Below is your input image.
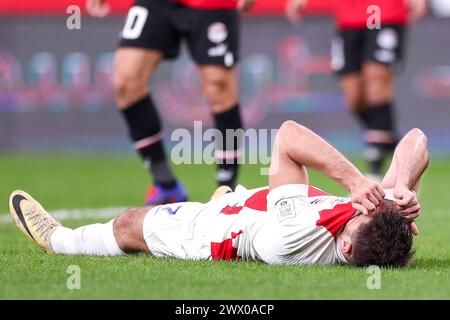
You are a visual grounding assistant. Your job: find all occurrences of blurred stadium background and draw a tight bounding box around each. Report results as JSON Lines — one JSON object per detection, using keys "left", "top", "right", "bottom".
{"left": 1, "top": 0, "right": 449, "bottom": 156}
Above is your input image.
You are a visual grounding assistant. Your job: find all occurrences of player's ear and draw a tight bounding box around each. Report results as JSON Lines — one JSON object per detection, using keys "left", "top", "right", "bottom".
{"left": 341, "top": 238, "right": 352, "bottom": 255}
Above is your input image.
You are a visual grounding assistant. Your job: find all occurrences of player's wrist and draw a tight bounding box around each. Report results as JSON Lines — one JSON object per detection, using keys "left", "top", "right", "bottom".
{"left": 343, "top": 172, "right": 365, "bottom": 193}
{"left": 394, "top": 177, "right": 414, "bottom": 191}
{"left": 394, "top": 182, "right": 416, "bottom": 195}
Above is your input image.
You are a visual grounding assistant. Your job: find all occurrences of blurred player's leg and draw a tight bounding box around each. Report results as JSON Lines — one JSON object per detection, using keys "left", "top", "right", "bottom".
{"left": 113, "top": 48, "right": 186, "bottom": 204}
{"left": 362, "top": 61, "right": 397, "bottom": 178}
{"left": 340, "top": 73, "right": 368, "bottom": 126}
{"left": 360, "top": 24, "right": 405, "bottom": 178}
{"left": 114, "top": 0, "right": 188, "bottom": 205}
{"left": 334, "top": 23, "right": 404, "bottom": 179}
{"left": 334, "top": 29, "right": 377, "bottom": 174}
{"left": 340, "top": 67, "right": 396, "bottom": 179}
{"left": 199, "top": 66, "right": 242, "bottom": 188}
{"left": 341, "top": 65, "right": 397, "bottom": 180}
{"left": 183, "top": 6, "right": 242, "bottom": 188}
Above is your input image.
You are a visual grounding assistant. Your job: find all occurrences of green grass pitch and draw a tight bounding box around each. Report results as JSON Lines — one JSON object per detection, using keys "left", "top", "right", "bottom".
{"left": 0, "top": 154, "right": 449, "bottom": 299}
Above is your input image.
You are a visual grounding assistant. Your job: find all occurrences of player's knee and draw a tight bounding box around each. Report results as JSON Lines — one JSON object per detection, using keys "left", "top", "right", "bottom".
{"left": 203, "top": 79, "right": 225, "bottom": 106}
{"left": 364, "top": 82, "right": 392, "bottom": 105}
{"left": 203, "top": 76, "right": 236, "bottom": 113}
{"left": 113, "top": 212, "right": 132, "bottom": 247}
{"left": 113, "top": 209, "right": 143, "bottom": 252}
{"left": 112, "top": 73, "right": 148, "bottom": 108}
{"left": 362, "top": 64, "right": 393, "bottom": 104}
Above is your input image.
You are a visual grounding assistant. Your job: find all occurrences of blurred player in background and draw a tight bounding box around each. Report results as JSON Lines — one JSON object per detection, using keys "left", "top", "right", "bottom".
{"left": 286, "top": 0, "right": 428, "bottom": 180}
{"left": 86, "top": 0, "right": 256, "bottom": 204}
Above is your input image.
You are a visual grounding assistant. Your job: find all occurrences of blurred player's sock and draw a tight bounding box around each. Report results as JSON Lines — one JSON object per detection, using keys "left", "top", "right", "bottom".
{"left": 121, "top": 94, "right": 178, "bottom": 189}
{"left": 363, "top": 102, "right": 397, "bottom": 176}
{"left": 50, "top": 220, "right": 124, "bottom": 256}
{"left": 353, "top": 109, "right": 370, "bottom": 128}
{"left": 213, "top": 104, "right": 243, "bottom": 188}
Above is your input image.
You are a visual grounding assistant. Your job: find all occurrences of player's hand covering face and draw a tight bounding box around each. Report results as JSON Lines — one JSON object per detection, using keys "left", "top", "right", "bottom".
{"left": 349, "top": 177, "right": 385, "bottom": 215}
{"left": 393, "top": 185, "right": 421, "bottom": 235}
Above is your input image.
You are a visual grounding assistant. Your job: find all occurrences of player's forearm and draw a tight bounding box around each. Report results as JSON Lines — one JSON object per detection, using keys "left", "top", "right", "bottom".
{"left": 278, "top": 121, "right": 364, "bottom": 192}
{"left": 393, "top": 128, "right": 429, "bottom": 189}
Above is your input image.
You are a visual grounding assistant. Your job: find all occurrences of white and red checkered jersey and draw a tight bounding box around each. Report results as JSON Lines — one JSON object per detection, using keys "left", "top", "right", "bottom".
{"left": 189, "top": 184, "right": 357, "bottom": 265}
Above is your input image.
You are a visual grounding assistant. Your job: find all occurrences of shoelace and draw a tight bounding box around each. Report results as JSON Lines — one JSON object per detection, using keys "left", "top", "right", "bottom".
{"left": 25, "top": 204, "right": 59, "bottom": 240}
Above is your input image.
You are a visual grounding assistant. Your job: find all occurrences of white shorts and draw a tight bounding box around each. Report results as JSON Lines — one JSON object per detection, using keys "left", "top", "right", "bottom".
{"left": 142, "top": 202, "right": 211, "bottom": 260}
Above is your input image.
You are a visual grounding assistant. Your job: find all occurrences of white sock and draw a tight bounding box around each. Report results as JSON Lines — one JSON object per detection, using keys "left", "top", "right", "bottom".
{"left": 50, "top": 219, "right": 124, "bottom": 256}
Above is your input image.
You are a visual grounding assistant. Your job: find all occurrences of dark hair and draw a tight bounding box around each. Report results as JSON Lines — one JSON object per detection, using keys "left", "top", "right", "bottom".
{"left": 351, "top": 200, "right": 414, "bottom": 268}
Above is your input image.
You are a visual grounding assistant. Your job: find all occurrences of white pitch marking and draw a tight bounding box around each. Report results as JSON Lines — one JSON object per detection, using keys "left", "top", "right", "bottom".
{"left": 0, "top": 207, "right": 127, "bottom": 224}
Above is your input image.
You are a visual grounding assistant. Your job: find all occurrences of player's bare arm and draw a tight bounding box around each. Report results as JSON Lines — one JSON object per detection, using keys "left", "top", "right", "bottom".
{"left": 382, "top": 128, "right": 429, "bottom": 234}
{"left": 86, "top": 0, "right": 111, "bottom": 17}
{"left": 269, "top": 120, "right": 385, "bottom": 214}
{"left": 407, "top": 0, "right": 428, "bottom": 23}
{"left": 285, "top": 0, "right": 308, "bottom": 24}
{"left": 238, "top": 0, "right": 257, "bottom": 12}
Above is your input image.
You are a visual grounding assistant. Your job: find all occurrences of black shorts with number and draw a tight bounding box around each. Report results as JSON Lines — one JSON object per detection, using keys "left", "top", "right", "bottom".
{"left": 331, "top": 24, "right": 406, "bottom": 76}
{"left": 118, "top": 0, "right": 239, "bottom": 68}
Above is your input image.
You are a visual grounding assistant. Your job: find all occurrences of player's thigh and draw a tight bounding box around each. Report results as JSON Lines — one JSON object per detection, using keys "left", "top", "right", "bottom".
{"left": 361, "top": 61, "right": 394, "bottom": 104}
{"left": 113, "top": 1, "right": 181, "bottom": 105}
{"left": 113, "top": 48, "right": 162, "bottom": 85}
{"left": 198, "top": 65, "right": 237, "bottom": 88}
{"left": 112, "top": 48, "right": 162, "bottom": 107}
{"left": 362, "top": 24, "right": 405, "bottom": 102}
{"left": 142, "top": 202, "right": 208, "bottom": 259}
{"left": 185, "top": 8, "right": 239, "bottom": 69}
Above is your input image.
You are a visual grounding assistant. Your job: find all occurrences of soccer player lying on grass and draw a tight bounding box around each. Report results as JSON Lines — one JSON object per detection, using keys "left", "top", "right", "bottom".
{"left": 9, "top": 121, "right": 429, "bottom": 267}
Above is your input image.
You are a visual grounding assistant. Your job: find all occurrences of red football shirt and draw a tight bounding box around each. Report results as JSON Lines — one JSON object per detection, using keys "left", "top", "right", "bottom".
{"left": 176, "top": 0, "right": 238, "bottom": 10}
{"left": 336, "top": 0, "right": 408, "bottom": 30}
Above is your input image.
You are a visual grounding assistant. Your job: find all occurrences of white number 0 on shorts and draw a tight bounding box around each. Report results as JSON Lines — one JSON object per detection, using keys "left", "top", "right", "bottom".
{"left": 121, "top": 6, "right": 149, "bottom": 40}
